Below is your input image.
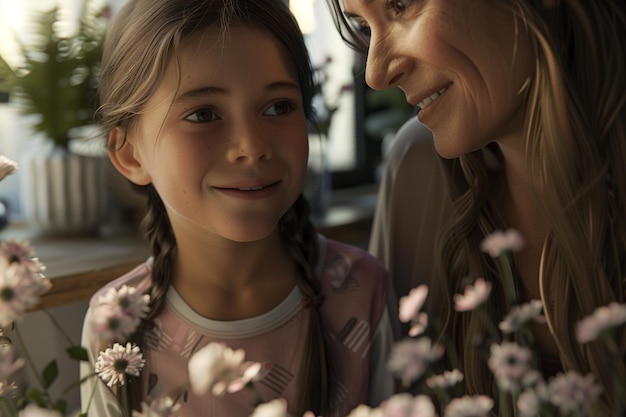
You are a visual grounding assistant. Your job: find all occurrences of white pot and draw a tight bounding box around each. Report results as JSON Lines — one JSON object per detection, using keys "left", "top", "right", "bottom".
{"left": 21, "top": 147, "right": 110, "bottom": 235}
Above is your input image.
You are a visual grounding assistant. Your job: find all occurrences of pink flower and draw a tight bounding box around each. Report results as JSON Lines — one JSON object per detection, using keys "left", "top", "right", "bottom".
{"left": 91, "top": 285, "right": 150, "bottom": 342}
{"left": 444, "top": 395, "right": 494, "bottom": 417}
{"left": 499, "top": 299, "right": 545, "bottom": 334}
{"left": 95, "top": 342, "right": 145, "bottom": 387}
{"left": 480, "top": 229, "right": 525, "bottom": 258}
{"left": 0, "top": 259, "right": 52, "bottom": 326}
{"left": 188, "top": 342, "right": 262, "bottom": 397}
{"left": 0, "top": 240, "right": 44, "bottom": 274}
{"left": 399, "top": 285, "right": 428, "bottom": 323}
{"left": 387, "top": 337, "right": 444, "bottom": 387}
{"left": 576, "top": 302, "right": 626, "bottom": 344}
{"left": 0, "top": 155, "right": 18, "bottom": 182}
{"left": 487, "top": 342, "right": 534, "bottom": 393}
{"left": 132, "top": 396, "right": 181, "bottom": 417}
{"left": 453, "top": 277, "right": 492, "bottom": 312}
{"left": 546, "top": 371, "right": 603, "bottom": 415}
{"left": 380, "top": 393, "right": 436, "bottom": 417}
{"left": 426, "top": 369, "right": 464, "bottom": 390}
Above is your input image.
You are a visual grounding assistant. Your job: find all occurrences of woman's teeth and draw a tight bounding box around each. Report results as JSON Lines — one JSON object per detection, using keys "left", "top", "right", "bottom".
{"left": 417, "top": 86, "right": 448, "bottom": 112}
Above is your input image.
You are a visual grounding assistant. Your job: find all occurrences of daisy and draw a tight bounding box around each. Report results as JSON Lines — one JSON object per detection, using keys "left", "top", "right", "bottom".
{"left": 444, "top": 395, "right": 494, "bottom": 417}
{"left": 454, "top": 277, "right": 492, "bottom": 312}
{"left": 188, "top": 342, "right": 262, "bottom": 397}
{"left": 480, "top": 229, "right": 525, "bottom": 258}
{"left": 499, "top": 299, "right": 545, "bottom": 334}
{"left": 576, "top": 302, "right": 626, "bottom": 344}
{"left": 95, "top": 342, "right": 145, "bottom": 387}
{"left": 132, "top": 396, "right": 181, "bottom": 417}
{"left": 546, "top": 371, "right": 603, "bottom": 415}
{"left": 91, "top": 285, "right": 150, "bottom": 342}
{"left": 0, "top": 261, "right": 52, "bottom": 326}
{"left": 387, "top": 337, "right": 444, "bottom": 387}
{"left": 487, "top": 342, "right": 534, "bottom": 393}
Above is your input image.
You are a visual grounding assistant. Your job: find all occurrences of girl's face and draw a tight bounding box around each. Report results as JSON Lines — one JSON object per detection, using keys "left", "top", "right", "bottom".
{"left": 342, "top": 0, "right": 535, "bottom": 158}
{"left": 124, "top": 26, "right": 309, "bottom": 242}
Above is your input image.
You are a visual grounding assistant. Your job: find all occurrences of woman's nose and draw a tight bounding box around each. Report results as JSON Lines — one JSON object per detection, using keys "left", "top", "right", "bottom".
{"left": 227, "top": 120, "right": 273, "bottom": 163}
{"left": 365, "top": 32, "right": 406, "bottom": 90}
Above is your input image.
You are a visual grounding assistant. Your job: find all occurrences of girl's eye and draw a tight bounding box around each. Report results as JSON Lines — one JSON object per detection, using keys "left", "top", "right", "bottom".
{"left": 184, "top": 108, "right": 219, "bottom": 123}
{"left": 264, "top": 100, "right": 296, "bottom": 116}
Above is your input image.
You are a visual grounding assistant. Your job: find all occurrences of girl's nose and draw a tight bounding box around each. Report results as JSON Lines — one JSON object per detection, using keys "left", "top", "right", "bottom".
{"left": 227, "top": 120, "right": 273, "bottom": 163}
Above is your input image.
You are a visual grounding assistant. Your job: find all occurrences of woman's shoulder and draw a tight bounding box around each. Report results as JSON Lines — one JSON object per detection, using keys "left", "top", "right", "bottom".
{"left": 88, "top": 257, "right": 153, "bottom": 306}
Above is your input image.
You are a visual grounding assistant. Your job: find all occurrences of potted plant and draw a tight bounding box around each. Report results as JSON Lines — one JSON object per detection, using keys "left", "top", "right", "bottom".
{"left": 2, "top": 2, "right": 110, "bottom": 235}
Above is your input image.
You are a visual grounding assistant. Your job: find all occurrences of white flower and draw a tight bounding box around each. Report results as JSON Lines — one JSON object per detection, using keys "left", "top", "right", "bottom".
{"left": 0, "top": 259, "right": 52, "bottom": 327}
{"left": 0, "top": 240, "right": 45, "bottom": 274}
{"left": 487, "top": 342, "right": 534, "bottom": 393}
{"left": 576, "top": 302, "right": 626, "bottom": 344}
{"left": 188, "top": 342, "right": 261, "bottom": 397}
{"left": 399, "top": 285, "right": 429, "bottom": 323}
{"left": 0, "top": 379, "right": 19, "bottom": 398}
{"left": 132, "top": 396, "right": 181, "bottom": 417}
{"left": 249, "top": 398, "right": 288, "bottom": 417}
{"left": 387, "top": 337, "right": 444, "bottom": 387}
{"left": 480, "top": 229, "right": 525, "bottom": 258}
{"left": 95, "top": 342, "right": 145, "bottom": 387}
{"left": 426, "top": 369, "right": 464, "bottom": 390}
{"left": 499, "top": 300, "right": 545, "bottom": 334}
{"left": 345, "top": 404, "right": 383, "bottom": 417}
{"left": 91, "top": 285, "right": 150, "bottom": 342}
{"left": 381, "top": 393, "right": 436, "bottom": 417}
{"left": 453, "top": 277, "right": 492, "bottom": 312}
{"left": 546, "top": 371, "right": 603, "bottom": 415}
{"left": 517, "top": 387, "right": 543, "bottom": 417}
{"left": 0, "top": 344, "right": 25, "bottom": 380}
{"left": 444, "top": 395, "right": 493, "bottom": 417}
{"left": 0, "top": 155, "right": 18, "bottom": 182}
{"left": 18, "top": 404, "right": 62, "bottom": 417}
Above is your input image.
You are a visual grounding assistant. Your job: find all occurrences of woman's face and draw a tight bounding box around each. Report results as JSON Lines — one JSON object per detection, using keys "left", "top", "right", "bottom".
{"left": 342, "top": 0, "right": 535, "bottom": 158}
{"left": 122, "top": 26, "right": 309, "bottom": 243}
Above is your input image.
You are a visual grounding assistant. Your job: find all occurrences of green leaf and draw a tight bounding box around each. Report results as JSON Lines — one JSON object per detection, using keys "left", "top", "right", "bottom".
{"left": 42, "top": 359, "right": 59, "bottom": 389}
{"left": 25, "top": 387, "right": 49, "bottom": 408}
{"left": 67, "top": 345, "right": 90, "bottom": 362}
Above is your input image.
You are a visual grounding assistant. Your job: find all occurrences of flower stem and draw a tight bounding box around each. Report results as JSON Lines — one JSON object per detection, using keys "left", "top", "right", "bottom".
{"left": 13, "top": 324, "right": 47, "bottom": 389}
{"left": 498, "top": 251, "right": 518, "bottom": 306}
{"left": 42, "top": 308, "right": 74, "bottom": 347}
{"left": 0, "top": 397, "right": 18, "bottom": 417}
{"left": 121, "top": 379, "right": 131, "bottom": 417}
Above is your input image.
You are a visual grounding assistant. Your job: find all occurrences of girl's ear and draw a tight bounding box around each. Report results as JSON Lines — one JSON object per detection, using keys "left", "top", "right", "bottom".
{"left": 108, "top": 126, "right": 152, "bottom": 186}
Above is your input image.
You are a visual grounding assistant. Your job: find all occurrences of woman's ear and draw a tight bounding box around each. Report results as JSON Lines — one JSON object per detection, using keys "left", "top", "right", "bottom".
{"left": 108, "top": 126, "right": 152, "bottom": 186}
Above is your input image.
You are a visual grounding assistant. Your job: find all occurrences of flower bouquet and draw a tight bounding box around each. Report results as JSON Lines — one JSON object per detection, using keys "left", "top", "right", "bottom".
{"left": 2, "top": 152, "right": 625, "bottom": 417}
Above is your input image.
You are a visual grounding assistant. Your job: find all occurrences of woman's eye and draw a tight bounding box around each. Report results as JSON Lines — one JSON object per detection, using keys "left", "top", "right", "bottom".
{"left": 386, "top": 0, "right": 410, "bottom": 15}
{"left": 184, "top": 108, "right": 218, "bottom": 123}
{"left": 264, "top": 100, "right": 296, "bottom": 116}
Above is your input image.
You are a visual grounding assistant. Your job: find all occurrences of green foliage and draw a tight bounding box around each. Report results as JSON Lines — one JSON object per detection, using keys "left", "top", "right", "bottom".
{"left": 2, "top": 2, "right": 108, "bottom": 150}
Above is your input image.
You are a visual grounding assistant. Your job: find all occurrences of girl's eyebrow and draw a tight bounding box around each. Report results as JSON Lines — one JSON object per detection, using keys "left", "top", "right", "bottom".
{"left": 173, "top": 81, "right": 300, "bottom": 103}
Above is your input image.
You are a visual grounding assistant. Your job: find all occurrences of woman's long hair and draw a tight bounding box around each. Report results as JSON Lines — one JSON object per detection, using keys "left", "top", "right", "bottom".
{"left": 96, "top": 0, "right": 332, "bottom": 415}
{"left": 327, "top": 0, "right": 626, "bottom": 414}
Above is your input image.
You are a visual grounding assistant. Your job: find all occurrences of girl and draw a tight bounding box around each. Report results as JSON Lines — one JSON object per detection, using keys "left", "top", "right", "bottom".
{"left": 327, "top": 0, "right": 626, "bottom": 414}
{"left": 80, "top": 0, "right": 395, "bottom": 416}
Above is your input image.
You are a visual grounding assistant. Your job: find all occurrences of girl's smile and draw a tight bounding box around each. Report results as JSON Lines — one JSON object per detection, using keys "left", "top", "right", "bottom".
{"left": 119, "top": 26, "right": 309, "bottom": 243}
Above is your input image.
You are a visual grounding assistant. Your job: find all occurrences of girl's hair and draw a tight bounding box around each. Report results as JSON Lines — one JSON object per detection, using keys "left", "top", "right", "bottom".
{"left": 329, "top": 0, "right": 626, "bottom": 414}
{"left": 96, "top": 0, "right": 331, "bottom": 414}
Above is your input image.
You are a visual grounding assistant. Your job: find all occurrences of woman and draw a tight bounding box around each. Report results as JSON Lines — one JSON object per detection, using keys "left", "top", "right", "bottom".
{"left": 327, "top": 0, "right": 626, "bottom": 414}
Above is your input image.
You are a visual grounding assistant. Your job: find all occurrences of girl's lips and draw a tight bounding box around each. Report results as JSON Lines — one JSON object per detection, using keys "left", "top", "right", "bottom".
{"left": 214, "top": 181, "right": 281, "bottom": 200}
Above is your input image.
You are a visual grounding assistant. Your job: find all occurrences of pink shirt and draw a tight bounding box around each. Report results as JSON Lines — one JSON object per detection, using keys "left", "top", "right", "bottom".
{"left": 81, "top": 236, "right": 395, "bottom": 417}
